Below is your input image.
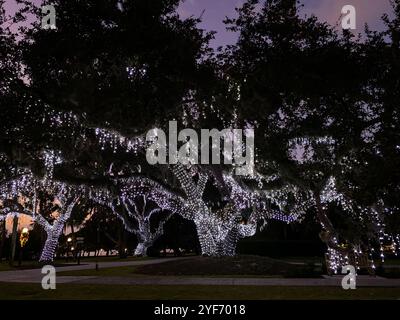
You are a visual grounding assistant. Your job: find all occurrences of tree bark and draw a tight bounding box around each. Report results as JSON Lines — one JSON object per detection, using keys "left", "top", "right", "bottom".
{"left": 314, "top": 191, "right": 355, "bottom": 274}
{"left": 9, "top": 216, "right": 18, "bottom": 266}
{"left": 314, "top": 191, "right": 349, "bottom": 254}
{"left": 118, "top": 221, "right": 127, "bottom": 258}
{"left": 70, "top": 220, "right": 76, "bottom": 258}
{"left": 0, "top": 219, "right": 6, "bottom": 263}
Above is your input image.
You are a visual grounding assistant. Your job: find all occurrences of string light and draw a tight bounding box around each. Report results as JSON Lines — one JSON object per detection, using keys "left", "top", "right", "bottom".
{"left": 1, "top": 94, "right": 398, "bottom": 265}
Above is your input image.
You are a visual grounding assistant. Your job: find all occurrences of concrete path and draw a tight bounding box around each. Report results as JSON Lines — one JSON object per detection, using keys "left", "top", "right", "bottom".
{"left": 1, "top": 258, "right": 400, "bottom": 287}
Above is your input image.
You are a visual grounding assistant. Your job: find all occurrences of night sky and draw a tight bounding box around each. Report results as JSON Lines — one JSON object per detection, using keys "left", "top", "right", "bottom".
{"left": 4, "top": 0, "right": 394, "bottom": 48}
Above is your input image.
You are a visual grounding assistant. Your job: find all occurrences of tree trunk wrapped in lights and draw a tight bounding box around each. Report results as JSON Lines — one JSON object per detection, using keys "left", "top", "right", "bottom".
{"left": 314, "top": 177, "right": 378, "bottom": 275}
{"left": 0, "top": 173, "right": 82, "bottom": 263}
{"left": 134, "top": 241, "right": 149, "bottom": 256}
{"left": 172, "top": 164, "right": 258, "bottom": 256}
{"left": 121, "top": 195, "right": 173, "bottom": 256}
{"left": 90, "top": 178, "right": 180, "bottom": 256}
{"left": 172, "top": 164, "right": 308, "bottom": 256}
{"left": 36, "top": 198, "right": 78, "bottom": 263}
{"left": 89, "top": 123, "right": 307, "bottom": 257}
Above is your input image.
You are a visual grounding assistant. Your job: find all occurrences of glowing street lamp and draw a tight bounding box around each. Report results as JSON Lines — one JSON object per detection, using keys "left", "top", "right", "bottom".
{"left": 66, "top": 237, "right": 74, "bottom": 262}
{"left": 18, "top": 228, "right": 30, "bottom": 266}
{"left": 19, "top": 228, "right": 29, "bottom": 248}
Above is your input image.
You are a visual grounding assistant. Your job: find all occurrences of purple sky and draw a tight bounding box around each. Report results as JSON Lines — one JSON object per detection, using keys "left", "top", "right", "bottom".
{"left": 178, "top": 0, "right": 392, "bottom": 47}
{"left": 4, "top": 0, "right": 394, "bottom": 47}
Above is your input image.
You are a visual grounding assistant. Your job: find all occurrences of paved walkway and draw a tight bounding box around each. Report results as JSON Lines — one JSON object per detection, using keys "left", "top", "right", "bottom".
{"left": 1, "top": 258, "right": 400, "bottom": 287}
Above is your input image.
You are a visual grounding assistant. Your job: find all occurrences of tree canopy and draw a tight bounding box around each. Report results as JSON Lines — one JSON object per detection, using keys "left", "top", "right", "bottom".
{"left": 0, "top": 0, "right": 399, "bottom": 270}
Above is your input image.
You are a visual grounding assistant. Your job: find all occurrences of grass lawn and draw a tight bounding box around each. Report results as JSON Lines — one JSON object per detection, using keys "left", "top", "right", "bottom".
{"left": 132, "top": 256, "right": 323, "bottom": 278}
{"left": 0, "top": 261, "right": 42, "bottom": 271}
{"left": 57, "top": 255, "right": 323, "bottom": 278}
{"left": 380, "top": 259, "right": 400, "bottom": 266}
{"left": 58, "top": 266, "right": 147, "bottom": 277}
{"left": 61, "top": 255, "right": 154, "bottom": 263}
{"left": 57, "top": 266, "right": 284, "bottom": 278}
{"left": 0, "top": 256, "right": 153, "bottom": 272}
{"left": 0, "top": 282, "right": 399, "bottom": 300}
{"left": 279, "top": 256, "right": 324, "bottom": 264}
{"left": 54, "top": 255, "right": 153, "bottom": 264}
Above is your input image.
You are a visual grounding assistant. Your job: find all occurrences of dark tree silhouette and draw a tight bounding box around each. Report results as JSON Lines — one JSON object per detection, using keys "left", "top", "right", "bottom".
{"left": 223, "top": 0, "right": 400, "bottom": 271}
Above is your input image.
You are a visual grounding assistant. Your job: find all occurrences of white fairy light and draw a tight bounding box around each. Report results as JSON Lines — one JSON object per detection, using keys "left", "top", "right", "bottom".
{"left": 0, "top": 173, "right": 83, "bottom": 262}
{"left": 95, "top": 128, "right": 147, "bottom": 154}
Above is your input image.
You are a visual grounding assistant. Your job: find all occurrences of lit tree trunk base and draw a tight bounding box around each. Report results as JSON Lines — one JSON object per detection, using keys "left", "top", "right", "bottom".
{"left": 134, "top": 242, "right": 150, "bottom": 257}
{"left": 39, "top": 231, "right": 61, "bottom": 263}
{"left": 195, "top": 220, "right": 218, "bottom": 256}
{"left": 314, "top": 192, "right": 353, "bottom": 274}
{"left": 171, "top": 164, "right": 256, "bottom": 257}
{"left": 314, "top": 194, "right": 373, "bottom": 275}
{"left": 39, "top": 220, "right": 69, "bottom": 263}
{"left": 195, "top": 221, "right": 241, "bottom": 257}
{"left": 323, "top": 239, "right": 375, "bottom": 276}
{"left": 218, "top": 227, "right": 240, "bottom": 257}
{"left": 318, "top": 221, "right": 355, "bottom": 275}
